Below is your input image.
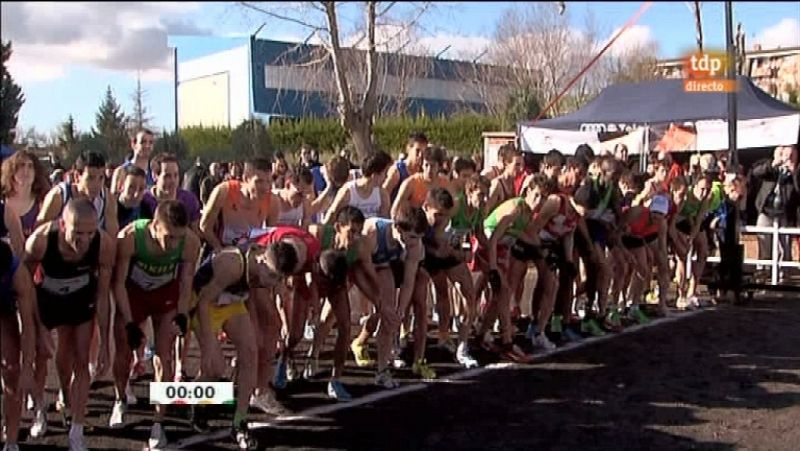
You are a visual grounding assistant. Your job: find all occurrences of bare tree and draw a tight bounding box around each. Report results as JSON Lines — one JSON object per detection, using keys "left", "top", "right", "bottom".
{"left": 603, "top": 41, "right": 661, "bottom": 85}
{"left": 238, "top": 1, "right": 432, "bottom": 159}
{"left": 128, "top": 71, "right": 152, "bottom": 132}
{"left": 487, "top": 3, "right": 600, "bottom": 117}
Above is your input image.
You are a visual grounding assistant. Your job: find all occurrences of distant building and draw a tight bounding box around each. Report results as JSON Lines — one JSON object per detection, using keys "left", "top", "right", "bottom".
{"left": 656, "top": 46, "right": 800, "bottom": 102}
{"left": 177, "top": 38, "right": 507, "bottom": 128}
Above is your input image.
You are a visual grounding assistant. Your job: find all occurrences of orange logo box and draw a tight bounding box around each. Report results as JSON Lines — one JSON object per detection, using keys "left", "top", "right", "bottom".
{"left": 682, "top": 51, "right": 737, "bottom": 92}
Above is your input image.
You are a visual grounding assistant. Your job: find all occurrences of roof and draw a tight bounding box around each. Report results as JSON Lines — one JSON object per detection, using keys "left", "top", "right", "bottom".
{"left": 519, "top": 76, "right": 799, "bottom": 130}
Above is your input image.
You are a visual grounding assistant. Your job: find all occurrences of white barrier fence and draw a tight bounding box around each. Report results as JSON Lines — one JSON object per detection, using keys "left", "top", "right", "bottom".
{"left": 694, "top": 223, "right": 800, "bottom": 287}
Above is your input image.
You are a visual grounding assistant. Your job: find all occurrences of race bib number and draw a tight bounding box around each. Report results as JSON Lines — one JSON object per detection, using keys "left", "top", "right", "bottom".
{"left": 129, "top": 264, "right": 176, "bottom": 291}
{"left": 41, "top": 273, "right": 90, "bottom": 296}
{"left": 216, "top": 291, "right": 249, "bottom": 306}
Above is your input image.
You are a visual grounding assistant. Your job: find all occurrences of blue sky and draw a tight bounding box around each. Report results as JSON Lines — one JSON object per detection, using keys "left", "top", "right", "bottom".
{"left": 2, "top": 1, "right": 798, "bottom": 138}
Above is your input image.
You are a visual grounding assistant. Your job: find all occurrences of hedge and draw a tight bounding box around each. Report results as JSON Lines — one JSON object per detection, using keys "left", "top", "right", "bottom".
{"left": 181, "top": 114, "right": 511, "bottom": 162}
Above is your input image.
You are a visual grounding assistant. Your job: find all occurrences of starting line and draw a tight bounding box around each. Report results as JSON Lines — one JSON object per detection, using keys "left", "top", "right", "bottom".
{"left": 172, "top": 306, "right": 712, "bottom": 449}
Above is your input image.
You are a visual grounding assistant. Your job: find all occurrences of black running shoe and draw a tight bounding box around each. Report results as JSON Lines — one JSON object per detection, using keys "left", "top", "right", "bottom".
{"left": 232, "top": 420, "right": 258, "bottom": 450}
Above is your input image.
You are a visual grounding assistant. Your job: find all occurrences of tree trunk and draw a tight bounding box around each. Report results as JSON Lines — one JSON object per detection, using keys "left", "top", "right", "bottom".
{"left": 348, "top": 112, "right": 373, "bottom": 161}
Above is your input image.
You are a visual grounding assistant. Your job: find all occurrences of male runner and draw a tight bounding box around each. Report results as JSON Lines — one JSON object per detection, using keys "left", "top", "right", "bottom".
{"left": 26, "top": 199, "right": 114, "bottom": 450}
{"left": 142, "top": 153, "right": 202, "bottom": 234}
{"left": 109, "top": 200, "right": 200, "bottom": 449}
{"left": 0, "top": 240, "right": 36, "bottom": 451}
{"left": 111, "top": 128, "right": 156, "bottom": 194}
{"left": 383, "top": 132, "right": 428, "bottom": 201}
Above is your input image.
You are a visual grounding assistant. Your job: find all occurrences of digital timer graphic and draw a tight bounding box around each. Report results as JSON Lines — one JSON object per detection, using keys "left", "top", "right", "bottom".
{"left": 149, "top": 382, "right": 235, "bottom": 405}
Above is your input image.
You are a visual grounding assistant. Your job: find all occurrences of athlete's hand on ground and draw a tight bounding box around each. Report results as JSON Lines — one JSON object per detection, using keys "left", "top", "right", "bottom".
{"left": 173, "top": 313, "right": 188, "bottom": 337}
{"left": 488, "top": 269, "right": 502, "bottom": 292}
{"left": 125, "top": 322, "right": 145, "bottom": 350}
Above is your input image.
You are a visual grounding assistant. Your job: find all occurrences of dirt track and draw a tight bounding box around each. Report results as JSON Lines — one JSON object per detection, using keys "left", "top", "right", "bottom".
{"left": 12, "top": 294, "right": 800, "bottom": 450}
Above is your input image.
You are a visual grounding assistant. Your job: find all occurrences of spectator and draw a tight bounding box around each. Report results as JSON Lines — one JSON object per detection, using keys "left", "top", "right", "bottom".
{"left": 751, "top": 145, "right": 799, "bottom": 278}
{"left": 200, "top": 162, "right": 224, "bottom": 206}
{"left": 182, "top": 157, "right": 208, "bottom": 201}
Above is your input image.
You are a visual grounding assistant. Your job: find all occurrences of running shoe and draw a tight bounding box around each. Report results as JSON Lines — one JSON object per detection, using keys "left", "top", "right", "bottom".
{"left": 232, "top": 420, "right": 258, "bottom": 450}
{"left": 304, "top": 321, "right": 316, "bottom": 341}
{"left": 108, "top": 400, "right": 126, "bottom": 429}
{"left": 250, "top": 392, "right": 290, "bottom": 416}
{"left": 581, "top": 318, "right": 607, "bottom": 337}
{"left": 125, "top": 383, "right": 138, "bottom": 405}
{"left": 399, "top": 332, "right": 410, "bottom": 350}
{"left": 532, "top": 333, "right": 557, "bottom": 351}
{"left": 327, "top": 380, "right": 353, "bottom": 402}
{"left": 148, "top": 422, "right": 167, "bottom": 450}
{"left": 687, "top": 296, "right": 701, "bottom": 310}
{"left": 628, "top": 306, "right": 651, "bottom": 325}
{"left": 55, "top": 390, "right": 67, "bottom": 413}
{"left": 3, "top": 444, "right": 19, "bottom": 451}
{"left": 350, "top": 341, "right": 374, "bottom": 367}
{"left": 501, "top": 344, "right": 535, "bottom": 363}
{"left": 602, "top": 311, "right": 624, "bottom": 333}
{"left": 30, "top": 408, "right": 48, "bottom": 438}
{"left": 375, "top": 369, "right": 400, "bottom": 389}
{"left": 412, "top": 359, "right": 437, "bottom": 380}
{"left": 456, "top": 342, "right": 479, "bottom": 369}
{"left": 189, "top": 405, "right": 210, "bottom": 433}
{"left": 676, "top": 297, "right": 688, "bottom": 310}
{"left": 525, "top": 323, "right": 539, "bottom": 341}
{"left": 273, "top": 359, "right": 288, "bottom": 390}
{"left": 303, "top": 356, "right": 319, "bottom": 380}
{"left": 68, "top": 427, "right": 87, "bottom": 451}
{"left": 286, "top": 359, "right": 299, "bottom": 382}
{"left": 549, "top": 314, "right": 563, "bottom": 334}
{"left": 436, "top": 338, "right": 457, "bottom": 354}
{"left": 561, "top": 327, "right": 583, "bottom": 343}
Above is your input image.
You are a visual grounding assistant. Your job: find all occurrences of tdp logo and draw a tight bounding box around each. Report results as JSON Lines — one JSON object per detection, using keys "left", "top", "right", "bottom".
{"left": 684, "top": 52, "right": 728, "bottom": 78}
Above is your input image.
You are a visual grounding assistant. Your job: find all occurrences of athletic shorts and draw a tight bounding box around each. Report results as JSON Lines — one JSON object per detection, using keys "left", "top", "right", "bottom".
{"left": 189, "top": 293, "right": 249, "bottom": 334}
{"left": 127, "top": 280, "right": 180, "bottom": 324}
{"left": 37, "top": 292, "right": 95, "bottom": 330}
{"left": 510, "top": 239, "right": 544, "bottom": 263}
{"left": 470, "top": 235, "right": 510, "bottom": 273}
{"left": 585, "top": 218, "right": 609, "bottom": 247}
{"left": 421, "top": 252, "right": 461, "bottom": 276}
{"left": 540, "top": 240, "right": 568, "bottom": 272}
{"left": 621, "top": 233, "right": 658, "bottom": 250}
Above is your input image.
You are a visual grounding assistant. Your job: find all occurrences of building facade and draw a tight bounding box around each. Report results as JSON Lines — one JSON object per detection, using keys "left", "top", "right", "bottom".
{"left": 178, "top": 38, "right": 506, "bottom": 128}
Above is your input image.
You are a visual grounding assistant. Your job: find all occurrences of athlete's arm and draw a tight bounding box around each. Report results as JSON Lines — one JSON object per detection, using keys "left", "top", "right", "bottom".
{"left": 321, "top": 184, "right": 350, "bottom": 225}
{"left": 487, "top": 206, "right": 518, "bottom": 271}
{"left": 112, "top": 226, "right": 136, "bottom": 324}
{"left": 199, "top": 182, "right": 227, "bottom": 252}
{"left": 299, "top": 197, "right": 313, "bottom": 229}
{"left": 379, "top": 187, "right": 391, "bottom": 219}
{"left": 3, "top": 203, "right": 25, "bottom": 256}
{"left": 265, "top": 192, "right": 280, "bottom": 227}
{"left": 354, "top": 238, "right": 381, "bottom": 296}
{"left": 485, "top": 178, "right": 504, "bottom": 214}
{"left": 36, "top": 185, "right": 64, "bottom": 228}
{"left": 95, "top": 230, "right": 116, "bottom": 375}
{"left": 13, "top": 262, "right": 36, "bottom": 378}
{"left": 110, "top": 166, "right": 125, "bottom": 195}
{"left": 390, "top": 177, "right": 413, "bottom": 220}
{"left": 310, "top": 181, "right": 337, "bottom": 221}
{"left": 24, "top": 222, "right": 50, "bottom": 270}
{"left": 177, "top": 231, "right": 201, "bottom": 318}
{"left": 397, "top": 239, "right": 423, "bottom": 314}
{"left": 382, "top": 166, "right": 400, "bottom": 198}
{"left": 103, "top": 190, "right": 119, "bottom": 238}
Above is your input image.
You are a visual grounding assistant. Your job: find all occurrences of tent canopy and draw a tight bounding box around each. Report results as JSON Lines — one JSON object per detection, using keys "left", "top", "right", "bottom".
{"left": 520, "top": 76, "right": 799, "bottom": 131}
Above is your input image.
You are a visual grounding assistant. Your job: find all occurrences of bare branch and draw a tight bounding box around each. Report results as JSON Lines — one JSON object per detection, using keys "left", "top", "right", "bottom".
{"left": 362, "top": 2, "right": 379, "bottom": 115}
{"left": 238, "top": 2, "right": 325, "bottom": 31}
{"left": 377, "top": 1, "right": 398, "bottom": 17}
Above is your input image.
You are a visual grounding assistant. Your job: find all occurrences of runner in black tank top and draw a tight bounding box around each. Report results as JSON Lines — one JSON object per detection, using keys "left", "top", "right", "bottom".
{"left": 25, "top": 198, "right": 114, "bottom": 449}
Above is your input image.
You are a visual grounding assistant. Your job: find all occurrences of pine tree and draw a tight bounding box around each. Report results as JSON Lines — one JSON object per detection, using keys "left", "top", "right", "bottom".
{"left": 93, "top": 85, "right": 128, "bottom": 162}
{"left": 0, "top": 41, "right": 25, "bottom": 145}
{"left": 128, "top": 71, "right": 151, "bottom": 133}
{"left": 59, "top": 114, "right": 79, "bottom": 161}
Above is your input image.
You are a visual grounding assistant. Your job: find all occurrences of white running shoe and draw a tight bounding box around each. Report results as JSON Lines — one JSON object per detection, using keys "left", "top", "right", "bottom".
{"left": 26, "top": 394, "right": 35, "bottom": 411}
{"left": 375, "top": 369, "right": 399, "bottom": 389}
{"left": 108, "top": 400, "right": 126, "bottom": 429}
{"left": 125, "top": 384, "right": 138, "bottom": 405}
{"left": 148, "top": 422, "right": 168, "bottom": 450}
{"left": 532, "top": 333, "right": 556, "bottom": 351}
{"left": 30, "top": 409, "right": 48, "bottom": 438}
{"left": 456, "top": 343, "right": 479, "bottom": 369}
{"left": 249, "top": 393, "right": 290, "bottom": 416}
{"left": 55, "top": 390, "right": 67, "bottom": 412}
{"left": 88, "top": 362, "right": 97, "bottom": 384}
{"left": 68, "top": 428, "right": 87, "bottom": 451}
